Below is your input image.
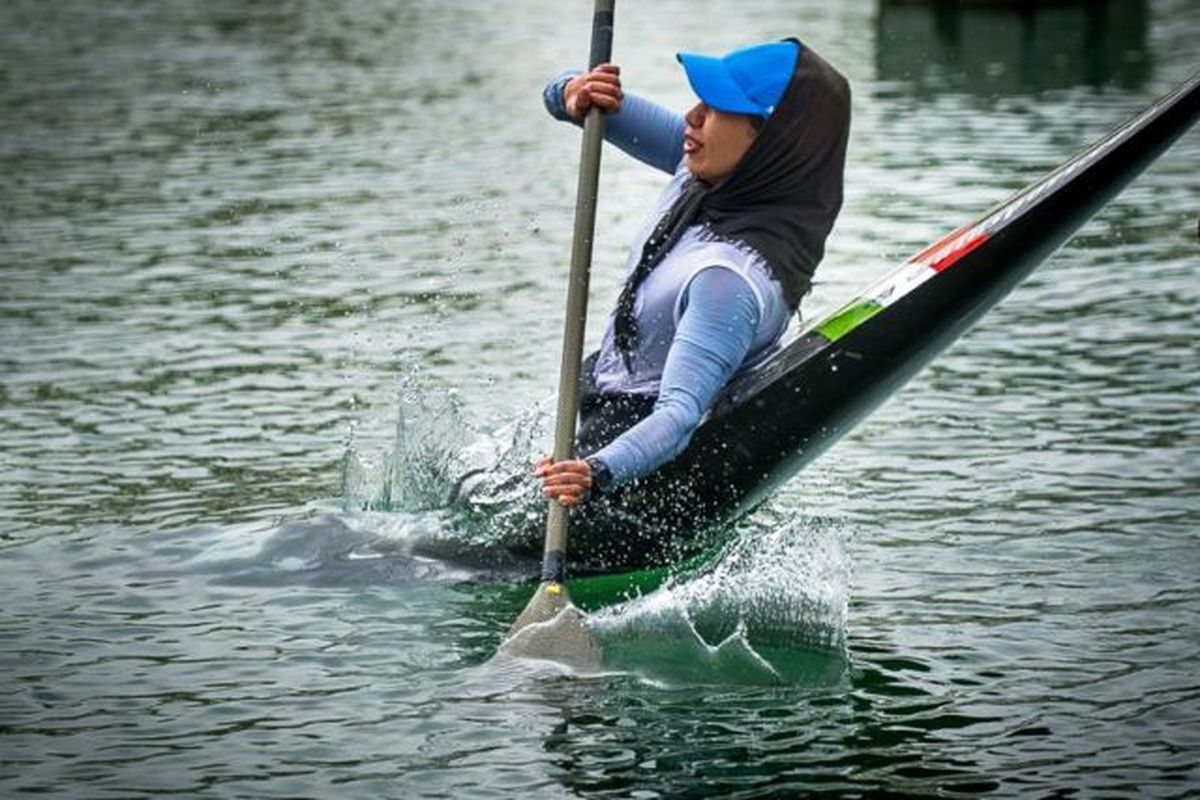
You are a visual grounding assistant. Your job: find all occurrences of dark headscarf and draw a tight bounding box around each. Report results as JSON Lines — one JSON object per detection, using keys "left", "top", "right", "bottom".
{"left": 613, "top": 41, "right": 851, "bottom": 365}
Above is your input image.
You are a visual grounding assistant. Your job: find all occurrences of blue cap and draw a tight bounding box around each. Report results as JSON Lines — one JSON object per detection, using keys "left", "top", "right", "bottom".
{"left": 676, "top": 41, "right": 800, "bottom": 118}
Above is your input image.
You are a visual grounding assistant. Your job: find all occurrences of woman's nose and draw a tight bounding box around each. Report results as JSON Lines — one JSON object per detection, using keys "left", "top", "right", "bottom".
{"left": 684, "top": 101, "right": 707, "bottom": 128}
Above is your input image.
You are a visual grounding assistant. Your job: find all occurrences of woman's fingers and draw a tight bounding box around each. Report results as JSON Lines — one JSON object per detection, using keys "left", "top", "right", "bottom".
{"left": 582, "top": 68, "right": 623, "bottom": 110}
{"left": 542, "top": 483, "right": 588, "bottom": 506}
{"left": 541, "top": 471, "right": 592, "bottom": 489}
{"left": 582, "top": 84, "right": 622, "bottom": 113}
{"left": 534, "top": 458, "right": 590, "bottom": 476}
{"left": 547, "top": 459, "right": 590, "bottom": 475}
{"left": 533, "top": 457, "right": 593, "bottom": 506}
{"left": 566, "top": 63, "right": 624, "bottom": 119}
{"left": 542, "top": 482, "right": 587, "bottom": 497}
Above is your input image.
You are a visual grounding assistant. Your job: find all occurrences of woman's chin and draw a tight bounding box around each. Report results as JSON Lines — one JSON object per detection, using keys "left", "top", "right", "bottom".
{"left": 684, "top": 155, "right": 710, "bottom": 182}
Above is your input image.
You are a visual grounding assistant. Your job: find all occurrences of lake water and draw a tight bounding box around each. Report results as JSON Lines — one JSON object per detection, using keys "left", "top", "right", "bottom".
{"left": 2, "top": 0, "right": 1198, "bottom": 796}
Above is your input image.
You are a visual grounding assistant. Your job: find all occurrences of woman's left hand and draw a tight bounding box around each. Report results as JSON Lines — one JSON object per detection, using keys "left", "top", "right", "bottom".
{"left": 533, "top": 456, "right": 593, "bottom": 507}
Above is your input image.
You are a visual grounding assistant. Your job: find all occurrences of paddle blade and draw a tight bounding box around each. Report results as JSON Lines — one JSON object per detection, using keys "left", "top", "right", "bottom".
{"left": 499, "top": 582, "right": 602, "bottom": 671}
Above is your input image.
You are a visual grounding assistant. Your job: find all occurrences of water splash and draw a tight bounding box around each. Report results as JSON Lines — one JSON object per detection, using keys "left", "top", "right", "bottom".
{"left": 442, "top": 400, "right": 555, "bottom": 547}
{"left": 340, "top": 371, "right": 554, "bottom": 564}
{"left": 342, "top": 377, "right": 853, "bottom": 687}
{"left": 587, "top": 511, "right": 852, "bottom": 686}
{"left": 341, "top": 371, "right": 474, "bottom": 513}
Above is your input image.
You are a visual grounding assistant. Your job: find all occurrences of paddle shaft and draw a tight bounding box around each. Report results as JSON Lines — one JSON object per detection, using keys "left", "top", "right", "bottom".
{"left": 542, "top": 0, "right": 615, "bottom": 583}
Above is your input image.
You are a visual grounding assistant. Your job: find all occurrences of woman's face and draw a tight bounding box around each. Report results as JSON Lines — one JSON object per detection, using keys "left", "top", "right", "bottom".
{"left": 683, "top": 101, "right": 760, "bottom": 185}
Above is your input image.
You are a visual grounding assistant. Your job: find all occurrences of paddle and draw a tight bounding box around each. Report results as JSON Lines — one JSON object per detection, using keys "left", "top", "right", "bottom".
{"left": 498, "top": 0, "right": 615, "bottom": 669}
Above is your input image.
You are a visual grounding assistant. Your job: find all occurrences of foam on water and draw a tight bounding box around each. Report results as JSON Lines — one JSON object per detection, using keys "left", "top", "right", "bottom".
{"left": 587, "top": 512, "right": 852, "bottom": 686}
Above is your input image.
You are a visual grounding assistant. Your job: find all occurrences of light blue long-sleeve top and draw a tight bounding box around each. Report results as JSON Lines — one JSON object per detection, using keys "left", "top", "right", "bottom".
{"left": 543, "top": 72, "right": 780, "bottom": 490}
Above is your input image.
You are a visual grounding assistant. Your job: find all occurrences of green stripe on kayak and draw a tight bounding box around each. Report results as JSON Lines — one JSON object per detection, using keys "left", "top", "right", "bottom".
{"left": 566, "top": 541, "right": 732, "bottom": 611}
{"left": 815, "top": 298, "right": 883, "bottom": 342}
{"left": 566, "top": 566, "right": 673, "bottom": 611}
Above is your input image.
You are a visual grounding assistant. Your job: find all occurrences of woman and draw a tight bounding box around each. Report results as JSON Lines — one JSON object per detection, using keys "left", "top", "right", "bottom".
{"left": 535, "top": 39, "right": 850, "bottom": 507}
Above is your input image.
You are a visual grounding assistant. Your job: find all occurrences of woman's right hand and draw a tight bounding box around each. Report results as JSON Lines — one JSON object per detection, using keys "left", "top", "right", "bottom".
{"left": 533, "top": 455, "right": 593, "bottom": 507}
{"left": 564, "top": 63, "right": 624, "bottom": 120}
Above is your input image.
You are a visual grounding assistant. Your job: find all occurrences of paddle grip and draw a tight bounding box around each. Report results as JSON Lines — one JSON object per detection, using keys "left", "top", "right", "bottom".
{"left": 588, "top": 3, "right": 615, "bottom": 69}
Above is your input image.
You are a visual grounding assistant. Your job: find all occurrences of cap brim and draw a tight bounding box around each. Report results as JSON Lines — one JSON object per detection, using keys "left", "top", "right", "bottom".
{"left": 676, "top": 52, "right": 762, "bottom": 116}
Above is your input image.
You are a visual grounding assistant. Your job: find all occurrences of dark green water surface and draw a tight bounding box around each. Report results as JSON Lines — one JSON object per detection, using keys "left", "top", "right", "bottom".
{"left": 2, "top": 0, "right": 1198, "bottom": 796}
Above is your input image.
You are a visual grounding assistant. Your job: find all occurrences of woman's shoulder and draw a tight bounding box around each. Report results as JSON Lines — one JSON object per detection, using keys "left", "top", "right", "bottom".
{"left": 674, "top": 228, "right": 791, "bottom": 332}
{"left": 679, "top": 228, "right": 780, "bottom": 289}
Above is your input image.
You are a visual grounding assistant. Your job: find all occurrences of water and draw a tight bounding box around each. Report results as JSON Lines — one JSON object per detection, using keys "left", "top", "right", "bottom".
{"left": 2, "top": 0, "right": 1198, "bottom": 795}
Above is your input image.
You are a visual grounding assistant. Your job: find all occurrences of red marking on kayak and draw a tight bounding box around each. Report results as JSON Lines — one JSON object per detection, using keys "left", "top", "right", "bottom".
{"left": 910, "top": 227, "right": 990, "bottom": 272}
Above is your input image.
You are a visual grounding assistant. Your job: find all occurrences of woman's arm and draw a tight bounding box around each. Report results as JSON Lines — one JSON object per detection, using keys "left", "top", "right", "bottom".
{"left": 543, "top": 66, "right": 684, "bottom": 175}
{"left": 589, "top": 266, "right": 759, "bottom": 486}
{"left": 536, "top": 267, "right": 760, "bottom": 505}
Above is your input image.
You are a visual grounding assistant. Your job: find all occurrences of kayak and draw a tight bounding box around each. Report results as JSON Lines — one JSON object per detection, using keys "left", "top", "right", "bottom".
{"left": 465, "top": 72, "right": 1199, "bottom": 577}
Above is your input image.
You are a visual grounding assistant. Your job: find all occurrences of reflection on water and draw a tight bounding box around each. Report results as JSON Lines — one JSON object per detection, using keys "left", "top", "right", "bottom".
{"left": 876, "top": 0, "right": 1151, "bottom": 95}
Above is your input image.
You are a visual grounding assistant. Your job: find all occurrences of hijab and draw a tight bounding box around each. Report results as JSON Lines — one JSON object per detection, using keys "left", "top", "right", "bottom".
{"left": 613, "top": 41, "right": 851, "bottom": 366}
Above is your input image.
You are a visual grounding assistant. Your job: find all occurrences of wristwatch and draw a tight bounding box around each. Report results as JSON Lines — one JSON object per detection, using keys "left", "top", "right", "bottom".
{"left": 584, "top": 456, "right": 613, "bottom": 495}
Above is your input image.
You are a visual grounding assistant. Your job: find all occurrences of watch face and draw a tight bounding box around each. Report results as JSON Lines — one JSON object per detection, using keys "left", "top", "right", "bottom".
{"left": 586, "top": 457, "right": 611, "bottom": 491}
